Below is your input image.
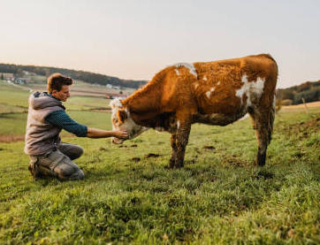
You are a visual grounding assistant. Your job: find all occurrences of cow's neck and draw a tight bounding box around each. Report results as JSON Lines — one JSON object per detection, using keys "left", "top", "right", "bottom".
{"left": 122, "top": 75, "right": 164, "bottom": 124}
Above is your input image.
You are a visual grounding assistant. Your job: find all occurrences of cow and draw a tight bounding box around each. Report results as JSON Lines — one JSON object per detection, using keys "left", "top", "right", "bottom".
{"left": 110, "top": 54, "right": 278, "bottom": 168}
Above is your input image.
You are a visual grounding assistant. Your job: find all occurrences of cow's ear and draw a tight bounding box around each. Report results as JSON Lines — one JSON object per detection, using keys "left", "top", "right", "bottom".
{"left": 117, "top": 109, "right": 128, "bottom": 123}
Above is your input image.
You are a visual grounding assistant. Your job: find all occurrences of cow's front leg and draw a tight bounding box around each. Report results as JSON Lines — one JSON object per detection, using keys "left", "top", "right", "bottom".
{"left": 172, "top": 121, "right": 191, "bottom": 168}
{"left": 169, "top": 133, "right": 177, "bottom": 168}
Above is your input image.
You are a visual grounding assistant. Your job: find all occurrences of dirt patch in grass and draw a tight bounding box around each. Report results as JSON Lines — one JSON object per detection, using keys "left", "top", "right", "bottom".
{"left": 131, "top": 157, "right": 141, "bottom": 162}
{"left": 203, "top": 146, "right": 216, "bottom": 150}
{"left": 0, "top": 134, "right": 76, "bottom": 143}
{"left": 282, "top": 117, "right": 320, "bottom": 139}
{"left": 145, "top": 153, "right": 160, "bottom": 158}
{"left": 0, "top": 135, "right": 25, "bottom": 143}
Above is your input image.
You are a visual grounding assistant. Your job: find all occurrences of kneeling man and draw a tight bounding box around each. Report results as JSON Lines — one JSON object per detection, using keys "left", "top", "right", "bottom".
{"left": 24, "top": 73, "right": 128, "bottom": 181}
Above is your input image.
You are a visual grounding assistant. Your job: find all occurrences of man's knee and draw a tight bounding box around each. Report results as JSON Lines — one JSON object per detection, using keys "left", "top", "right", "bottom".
{"left": 71, "top": 145, "right": 84, "bottom": 160}
{"left": 56, "top": 164, "right": 84, "bottom": 181}
{"left": 59, "top": 144, "right": 84, "bottom": 160}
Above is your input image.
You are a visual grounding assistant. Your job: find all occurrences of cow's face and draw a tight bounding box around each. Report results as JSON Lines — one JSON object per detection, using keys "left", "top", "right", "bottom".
{"left": 110, "top": 99, "right": 147, "bottom": 144}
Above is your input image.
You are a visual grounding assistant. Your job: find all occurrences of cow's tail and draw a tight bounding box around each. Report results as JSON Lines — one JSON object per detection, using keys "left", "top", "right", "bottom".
{"left": 268, "top": 96, "right": 276, "bottom": 145}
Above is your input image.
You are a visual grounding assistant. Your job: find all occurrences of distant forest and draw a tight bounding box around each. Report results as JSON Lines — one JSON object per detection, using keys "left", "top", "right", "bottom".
{"left": 0, "top": 63, "right": 147, "bottom": 89}
{"left": 277, "top": 80, "right": 320, "bottom": 105}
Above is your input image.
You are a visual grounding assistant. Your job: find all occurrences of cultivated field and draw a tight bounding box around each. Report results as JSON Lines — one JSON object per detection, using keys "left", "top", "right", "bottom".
{"left": 0, "top": 80, "right": 320, "bottom": 244}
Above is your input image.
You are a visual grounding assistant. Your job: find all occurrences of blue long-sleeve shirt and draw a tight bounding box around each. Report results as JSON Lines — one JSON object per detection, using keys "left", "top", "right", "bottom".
{"left": 45, "top": 110, "right": 88, "bottom": 137}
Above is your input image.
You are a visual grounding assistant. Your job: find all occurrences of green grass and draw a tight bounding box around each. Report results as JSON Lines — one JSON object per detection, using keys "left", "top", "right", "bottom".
{"left": 67, "top": 97, "right": 111, "bottom": 111}
{"left": 0, "top": 82, "right": 320, "bottom": 244}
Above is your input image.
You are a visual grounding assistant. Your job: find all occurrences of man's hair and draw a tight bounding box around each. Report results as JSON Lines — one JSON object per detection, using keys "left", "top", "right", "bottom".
{"left": 47, "top": 73, "right": 73, "bottom": 93}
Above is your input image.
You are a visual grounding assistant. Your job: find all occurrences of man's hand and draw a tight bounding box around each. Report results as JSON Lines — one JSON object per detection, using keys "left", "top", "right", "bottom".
{"left": 113, "top": 130, "right": 129, "bottom": 139}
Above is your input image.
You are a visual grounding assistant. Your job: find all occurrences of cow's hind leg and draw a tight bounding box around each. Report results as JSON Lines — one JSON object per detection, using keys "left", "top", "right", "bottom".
{"left": 249, "top": 104, "right": 275, "bottom": 166}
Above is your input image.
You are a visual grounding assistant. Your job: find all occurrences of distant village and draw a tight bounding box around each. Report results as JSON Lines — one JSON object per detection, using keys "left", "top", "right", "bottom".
{"left": 0, "top": 71, "right": 129, "bottom": 100}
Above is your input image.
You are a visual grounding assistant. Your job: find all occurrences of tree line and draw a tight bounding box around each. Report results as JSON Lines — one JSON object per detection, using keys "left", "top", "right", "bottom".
{"left": 0, "top": 63, "right": 147, "bottom": 89}
{"left": 277, "top": 80, "right": 320, "bottom": 105}
{"left": 1, "top": 63, "right": 319, "bottom": 105}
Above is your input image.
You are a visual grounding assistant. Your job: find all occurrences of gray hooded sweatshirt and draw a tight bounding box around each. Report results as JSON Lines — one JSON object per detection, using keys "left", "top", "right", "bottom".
{"left": 24, "top": 92, "right": 65, "bottom": 156}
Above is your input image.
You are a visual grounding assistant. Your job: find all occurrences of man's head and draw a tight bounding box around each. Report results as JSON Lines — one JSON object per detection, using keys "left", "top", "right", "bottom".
{"left": 47, "top": 73, "right": 73, "bottom": 102}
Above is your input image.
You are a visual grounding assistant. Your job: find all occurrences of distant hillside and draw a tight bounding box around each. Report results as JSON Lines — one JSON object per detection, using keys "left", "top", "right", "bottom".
{"left": 0, "top": 63, "right": 148, "bottom": 89}
{"left": 277, "top": 80, "right": 320, "bottom": 105}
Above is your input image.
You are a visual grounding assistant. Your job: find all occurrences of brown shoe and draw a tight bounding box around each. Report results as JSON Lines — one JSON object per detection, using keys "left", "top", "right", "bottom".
{"left": 28, "top": 162, "right": 52, "bottom": 180}
{"left": 28, "top": 162, "right": 42, "bottom": 180}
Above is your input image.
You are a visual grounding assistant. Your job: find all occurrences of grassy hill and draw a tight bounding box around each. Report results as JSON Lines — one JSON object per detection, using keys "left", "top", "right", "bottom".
{"left": 0, "top": 79, "right": 320, "bottom": 244}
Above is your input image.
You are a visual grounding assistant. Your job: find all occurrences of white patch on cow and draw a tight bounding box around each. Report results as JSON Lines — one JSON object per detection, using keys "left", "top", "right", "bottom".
{"left": 236, "top": 74, "right": 265, "bottom": 106}
{"left": 177, "top": 120, "right": 180, "bottom": 129}
{"left": 194, "top": 83, "right": 199, "bottom": 89}
{"left": 111, "top": 107, "right": 150, "bottom": 143}
{"left": 110, "top": 99, "right": 150, "bottom": 144}
{"left": 175, "top": 69, "right": 180, "bottom": 76}
{"left": 175, "top": 63, "right": 198, "bottom": 78}
{"left": 239, "top": 113, "right": 249, "bottom": 121}
{"left": 217, "top": 81, "right": 221, "bottom": 86}
{"left": 206, "top": 87, "right": 215, "bottom": 99}
{"left": 203, "top": 76, "right": 207, "bottom": 81}
{"left": 109, "top": 98, "right": 123, "bottom": 109}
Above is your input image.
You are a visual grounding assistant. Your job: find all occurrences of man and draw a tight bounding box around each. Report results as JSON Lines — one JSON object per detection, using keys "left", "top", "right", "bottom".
{"left": 24, "top": 73, "right": 128, "bottom": 181}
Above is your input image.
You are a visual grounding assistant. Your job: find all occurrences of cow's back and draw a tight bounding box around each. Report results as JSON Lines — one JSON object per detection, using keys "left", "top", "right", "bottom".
{"left": 190, "top": 54, "right": 277, "bottom": 119}
{"left": 124, "top": 54, "right": 277, "bottom": 126}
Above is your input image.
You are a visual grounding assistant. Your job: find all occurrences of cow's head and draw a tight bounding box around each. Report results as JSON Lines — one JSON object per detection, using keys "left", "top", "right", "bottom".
{"left": 110, "top": 98, "right": 148, "bottom": 144}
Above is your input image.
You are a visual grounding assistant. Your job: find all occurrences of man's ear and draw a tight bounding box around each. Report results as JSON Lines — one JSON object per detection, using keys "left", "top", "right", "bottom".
{"left": 117, "top": 109, "right": 128, "bottom": 123}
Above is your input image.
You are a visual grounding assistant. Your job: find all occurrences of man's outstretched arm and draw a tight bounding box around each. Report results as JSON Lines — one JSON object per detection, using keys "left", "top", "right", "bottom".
{"left": 46, "top": 110, "right": 128, "bottom": 139}
{"left": 86, "top": 128, "right": 129, "bottom": 139}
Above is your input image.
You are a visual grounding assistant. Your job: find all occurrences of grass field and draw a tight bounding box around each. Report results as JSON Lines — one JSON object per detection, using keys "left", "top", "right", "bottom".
{"left": 0, "top": 80, "right": 320, "bottom": 244}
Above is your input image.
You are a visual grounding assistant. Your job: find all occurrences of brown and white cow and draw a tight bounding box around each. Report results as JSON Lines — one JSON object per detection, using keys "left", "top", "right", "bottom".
{"left": 110, "top": 54, "right": 278, "bottom": 168}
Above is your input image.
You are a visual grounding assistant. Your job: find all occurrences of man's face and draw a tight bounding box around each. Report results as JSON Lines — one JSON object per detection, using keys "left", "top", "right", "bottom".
{"left": 51, "top": 85, "right": 71, "bottom": 102}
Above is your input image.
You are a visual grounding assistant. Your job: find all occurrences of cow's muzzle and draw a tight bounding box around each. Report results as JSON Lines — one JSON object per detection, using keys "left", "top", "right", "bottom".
{"left": 112, "top": 137, "right": 124, "bottom": 144}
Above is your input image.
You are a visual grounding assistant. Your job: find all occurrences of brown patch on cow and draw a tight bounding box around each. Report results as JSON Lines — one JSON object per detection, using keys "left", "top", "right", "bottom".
{"left": 145, "top": 153, "right": 160, "bottom": 158}
{"left": 131, "top": 157, "right": 141, "bottom": 162}
{"left": 203, "top": 146, "right": 216, "bottom": 150}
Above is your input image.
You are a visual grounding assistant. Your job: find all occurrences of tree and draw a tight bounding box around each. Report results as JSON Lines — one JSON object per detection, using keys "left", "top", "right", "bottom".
{"left": 0, "top": 73, "right": 4, "bottom": 80}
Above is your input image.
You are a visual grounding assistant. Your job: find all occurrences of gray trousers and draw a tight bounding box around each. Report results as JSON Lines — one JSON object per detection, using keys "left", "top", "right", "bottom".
{"left": 29, "top": 143, "right": 84, "bottom": 181}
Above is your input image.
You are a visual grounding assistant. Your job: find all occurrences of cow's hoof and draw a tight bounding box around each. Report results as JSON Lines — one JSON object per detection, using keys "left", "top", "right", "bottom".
{"left": 169, "top": 159, "right": 175, "bottom": 169}
{"left": 174, "top": 161, "right": 184, "bottom": 168}
{"left": 255, "top": 153, "right": 266, "bottom": 167}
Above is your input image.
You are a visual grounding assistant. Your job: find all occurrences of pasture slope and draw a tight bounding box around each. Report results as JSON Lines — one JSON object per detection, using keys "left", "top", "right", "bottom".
{"left": 0, "top": 80, "right": 320, "bottom": 244}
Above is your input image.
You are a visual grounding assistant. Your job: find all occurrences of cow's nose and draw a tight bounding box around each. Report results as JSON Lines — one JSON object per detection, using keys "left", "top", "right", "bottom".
{"left": 112, "top": 138, "right": 116, "bottom": 144}
{"left": 112, "top": 137, "right": 123, "bottom": 144}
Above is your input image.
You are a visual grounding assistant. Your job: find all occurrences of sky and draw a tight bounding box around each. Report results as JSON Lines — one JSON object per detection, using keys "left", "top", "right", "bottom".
{"left": 1, "top": 0, "right": 320, "bottom": 88}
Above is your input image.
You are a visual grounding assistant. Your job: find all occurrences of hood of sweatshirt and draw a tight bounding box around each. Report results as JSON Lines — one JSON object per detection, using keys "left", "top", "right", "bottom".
{"left": 29, "top": 92, "right": 65, "bottom": 110}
